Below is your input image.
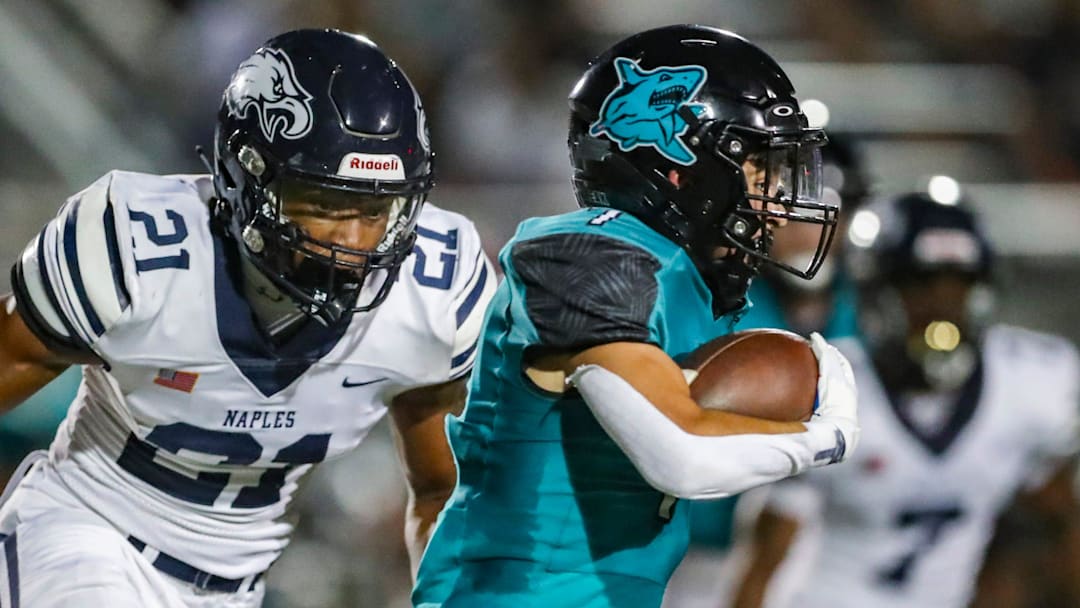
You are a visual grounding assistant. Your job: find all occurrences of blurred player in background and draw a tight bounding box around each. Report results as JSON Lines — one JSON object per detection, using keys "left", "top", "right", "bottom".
{"left": 0, "top": 28, "right": 494, "bottom": 608}
{"left": 413, "top": 25, "right": 859, "bottom": 608}
{"left": 730, "top": 191, "right": 1080, "bottom": 608}
{"left": 665, "top": 134, "right": 872, "bottom": 608}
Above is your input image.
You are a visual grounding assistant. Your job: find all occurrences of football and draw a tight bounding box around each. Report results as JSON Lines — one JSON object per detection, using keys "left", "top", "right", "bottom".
{"left": 682, "top": 329, "right": 819, "bottom": 422}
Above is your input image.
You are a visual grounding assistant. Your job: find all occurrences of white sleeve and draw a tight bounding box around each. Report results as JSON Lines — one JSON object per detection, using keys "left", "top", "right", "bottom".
{"left": 568, "top": 364, "right": 847, "bottom": 500}
{"left": 1025, "top": 339, "right": 1080, "bottom": 490}
{"left": 447, "top": 247, "right": 496, "bottom": 379}
{"left": 12, "top": 173, "right": 131, "bottom": 357}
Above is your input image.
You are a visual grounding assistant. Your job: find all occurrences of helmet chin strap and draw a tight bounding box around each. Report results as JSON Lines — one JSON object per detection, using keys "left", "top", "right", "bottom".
{"left": 286, "top": 256, "right": 363, "bottom": 324}
{"left": 704, "top": 253, "right": 759, "bottom": 318}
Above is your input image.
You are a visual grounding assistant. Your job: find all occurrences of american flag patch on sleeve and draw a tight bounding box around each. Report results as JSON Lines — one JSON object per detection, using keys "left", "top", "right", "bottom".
{"left": 153, "top": 369, "right": 199, "bottom": 393}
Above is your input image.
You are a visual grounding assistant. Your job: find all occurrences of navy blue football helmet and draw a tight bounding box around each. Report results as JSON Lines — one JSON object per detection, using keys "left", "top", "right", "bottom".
{"left": 849, "top": 191, "right": 995, "bottom": 391}
{"left": 847, "top": 192, "right": 993, "bottom": 285}
{"left": 211, "top": 29, "right": 434, "bottom": 325}
{"left": 569, "top": 25, "right": 836, "bottom": 316}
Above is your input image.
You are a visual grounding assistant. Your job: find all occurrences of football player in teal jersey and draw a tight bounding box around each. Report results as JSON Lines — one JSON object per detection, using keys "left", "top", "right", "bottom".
{"left": 413, "top": 26, "right": 860, "bottom": 608}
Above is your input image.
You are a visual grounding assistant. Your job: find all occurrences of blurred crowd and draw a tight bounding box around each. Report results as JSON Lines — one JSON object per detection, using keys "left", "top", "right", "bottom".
{"left": 3, "top": 0, "right": 1080, "bottom": 606}
{"left": 6, "top": 0, "right": 1080, "bottom": 189}
{"left": 151, "top": 0, "right": 1080, "bottom": 185}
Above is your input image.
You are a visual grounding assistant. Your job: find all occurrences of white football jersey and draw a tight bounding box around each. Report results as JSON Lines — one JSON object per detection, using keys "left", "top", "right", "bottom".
{"left": 762, "top": 327, "right": 1080, "bottom": 608}
{"left": 4, "top": 171, "right": 496, "bottom": 579}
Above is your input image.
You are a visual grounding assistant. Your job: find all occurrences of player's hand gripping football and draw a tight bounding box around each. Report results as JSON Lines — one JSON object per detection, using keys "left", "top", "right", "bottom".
{"left": 806, "top": 332, "right": 860, "bottom": 466}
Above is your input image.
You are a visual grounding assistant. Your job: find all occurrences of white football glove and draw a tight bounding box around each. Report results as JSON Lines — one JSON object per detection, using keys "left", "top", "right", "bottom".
{"left": 805, "top": 332, "right": 860, "bottom": 466}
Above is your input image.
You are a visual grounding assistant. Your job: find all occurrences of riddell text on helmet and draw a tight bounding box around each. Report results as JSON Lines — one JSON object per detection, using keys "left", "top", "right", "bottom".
{"left": 337, "top": 152, "right": 406, "bottom": 180}
{"left": 352, "top": 157, "right": 398, "bottom": 171}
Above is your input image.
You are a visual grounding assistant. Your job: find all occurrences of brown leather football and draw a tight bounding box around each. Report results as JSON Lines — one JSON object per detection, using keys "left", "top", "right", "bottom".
{"left": 682, "top": 329, "right": 819, "bottom": 422}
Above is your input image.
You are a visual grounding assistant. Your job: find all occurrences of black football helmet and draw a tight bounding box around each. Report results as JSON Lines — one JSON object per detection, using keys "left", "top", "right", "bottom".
{"left": 848, "top": 191, "right": 995, "bottom": 391}
{"left": 568, "top": 25, "right": 837, "bottom": 316}
{"left": 211, "top": 29, "right": 434, "bottom": 326}
{"left": 765, "top": 133, "right": 871, "bottom": 294}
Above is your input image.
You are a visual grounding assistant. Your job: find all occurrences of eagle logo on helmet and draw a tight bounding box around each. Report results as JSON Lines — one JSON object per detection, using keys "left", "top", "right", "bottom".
{"left": 588, "top": 57, "right": 708, "bottom": 165}
{"left": 225, "top": 48, "right": 314, "bottom": 142}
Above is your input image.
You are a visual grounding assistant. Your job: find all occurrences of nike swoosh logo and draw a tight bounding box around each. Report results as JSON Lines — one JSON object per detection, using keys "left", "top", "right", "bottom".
{"left": 342, "top": 377, "right": 389, "bottom": 388}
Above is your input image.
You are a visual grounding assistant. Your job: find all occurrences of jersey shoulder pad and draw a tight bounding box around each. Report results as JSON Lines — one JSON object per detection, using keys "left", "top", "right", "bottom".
{"left": 410, "top": 202, "right": 496, "bottom": 379}
{"left": 111, "top": 172, "right": 212, "bottom": 318}
{"left": 511, "top": 208, "right": 686, "bottom": 263}
{"left": 985, "top": 324, "right": 1080, "bottom": 450}
{"left": 985, "top": 324, "right": 1080, "bottom": 382}
{"left": 506, "top": 224, "right": 663, "bottom": 351}
{"left": 12, "top": 171, "right": 207, "bottom": 356}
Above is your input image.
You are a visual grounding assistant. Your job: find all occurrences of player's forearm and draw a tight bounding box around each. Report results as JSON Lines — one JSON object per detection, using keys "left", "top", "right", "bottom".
{"left": 731, "top": 569, "right": 770, "bottom": 608}
{"left": 0, "top": 296, "right": 68, "bottom": 414}
{"left": 564, "top": 341, "right": 805, "bottom": 437}
{"left": 674, "top": 404, "right": 807, "bottom": 436}
{"left": 0, "top": 360, "right": 64, "bottom": 414}
{"left": 732, "top": 508, "right": 801, "bottom": 608}
{"left": 1041, "top": 504, "right": 1080, "bottom": 601}
{"left": 569, "top": 365, "right": 846, "bottom": 499}
{"left": 404, "top": 490, "right": 451, "bottom": 578}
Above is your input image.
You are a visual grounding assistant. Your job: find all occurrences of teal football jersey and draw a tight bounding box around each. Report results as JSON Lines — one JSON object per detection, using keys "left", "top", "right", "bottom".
{"left": 414, "top": 208, "right": 736, "bottom": 608}
{"left": 733, "top": 276, "right": 860, "bottom": 338}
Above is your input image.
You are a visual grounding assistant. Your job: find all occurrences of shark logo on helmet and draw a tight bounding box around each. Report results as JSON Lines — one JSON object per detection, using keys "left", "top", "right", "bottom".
{"left": 589, "top": 58, "right": 708, "bottom": 165}
{"left": 225, "top": 48, "right": 314, "bottom": 142}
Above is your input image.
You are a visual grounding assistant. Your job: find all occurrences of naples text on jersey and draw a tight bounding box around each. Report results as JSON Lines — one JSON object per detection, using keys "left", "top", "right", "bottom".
{"left": 0, "top": 29, "right": 496, "bottom": 608}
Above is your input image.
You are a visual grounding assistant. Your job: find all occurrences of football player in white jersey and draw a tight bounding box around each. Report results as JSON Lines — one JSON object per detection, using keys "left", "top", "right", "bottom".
{"left": 0, "top": 29, "right": 495, "bottom": 608}
{"left": 731, "top": 192, "right": 1080, "bottom": 608}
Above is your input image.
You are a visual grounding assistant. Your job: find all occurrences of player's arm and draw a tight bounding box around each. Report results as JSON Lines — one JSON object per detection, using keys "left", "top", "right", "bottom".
{"left": 387, "top": 221, "right": 496, "bottom": 577}
{"left": 731, "top": 475, "right": 824, "bottom": 608}
{"left": 565, "top": 334, "right": 856, "bottom": 498}
{"left": 566, "top": 341, "right": 808, "bottom": 436}
{"left": 1026, "top": 465, "right": 1080, "bottom": 603}
{"left": 973, "top": 461, "right": 1080, "bottom": 607}
{"left": 974, "top": 341, "right": 1080, "bottom": 607}
{"left": 0, "top": 294, "right": 81, "bottom": 414}
{"left": 515, "top": 231, "right": 816, "bottom": 437}
{"left": 730, "top": 505, "right": 803, "bottom": 608}
{"left": 389, "top": 377, "right": 467, "bottom": 578}
{"left": 0, "top": 175, "right": 130, "bottom": 414}
{"left": 514, "top": 233, "right": 857, "bottom": 499}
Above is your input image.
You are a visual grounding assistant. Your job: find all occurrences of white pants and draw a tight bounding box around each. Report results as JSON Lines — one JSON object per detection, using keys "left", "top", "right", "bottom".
{"left": 0, "top": 454, "right": 264, "bottom": 608}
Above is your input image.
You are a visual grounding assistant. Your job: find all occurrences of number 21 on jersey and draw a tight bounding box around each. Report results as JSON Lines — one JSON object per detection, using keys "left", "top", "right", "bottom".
{"left": 129, "top": 209, "right": 190, "bottom": 271}
{"left": 117, "top": 423, "right": 331, "bottom": 509}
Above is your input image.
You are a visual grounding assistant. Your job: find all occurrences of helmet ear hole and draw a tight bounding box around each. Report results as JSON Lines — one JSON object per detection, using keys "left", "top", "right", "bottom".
{"left": 667, "top": 169, "right": 691, "bottom": 189}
